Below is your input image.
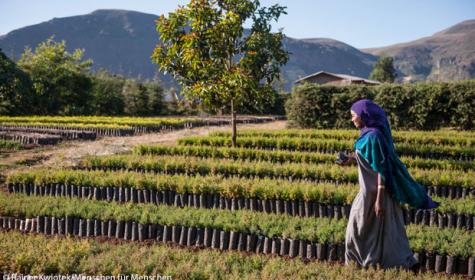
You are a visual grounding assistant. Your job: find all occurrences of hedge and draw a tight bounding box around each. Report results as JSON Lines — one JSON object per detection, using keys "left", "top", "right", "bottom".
{"left": 285, "top": 80, "right": 475, "bottom": 130}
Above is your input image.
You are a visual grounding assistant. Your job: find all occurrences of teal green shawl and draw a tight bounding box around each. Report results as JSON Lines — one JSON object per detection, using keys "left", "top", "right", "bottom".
{"left": 354, "top": 129, "right": 439, "bottom": 209}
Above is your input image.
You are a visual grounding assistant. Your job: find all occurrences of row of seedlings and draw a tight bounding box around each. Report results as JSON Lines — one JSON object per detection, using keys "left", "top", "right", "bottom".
{"left": 2, "top": 230, "right": 460, "bottom": 279}
{"left": 210, "top": 129, "right": 475, "bottom": 147}
{"left": 133, "top": 144, "right": 475, "bottom": 198}
{"left": 0, "top": 116, "right": 279, "bottom": 137}
{"left": 4, "top": 170, "right": 474, "bottom": 230}
{"left": 0, "top": 131, "right": 61, "bottom": 145}
{"left": 178, "top": 136, "right": 475, "bottom": 161}
{"left": 77, "top": 154, "right": 475, "bottom": 200}
{"left": 0, "top": 126, "right": 96, "bottom": 140}
{"left": 0, "top": 192, "right": 474, "bottom": 275}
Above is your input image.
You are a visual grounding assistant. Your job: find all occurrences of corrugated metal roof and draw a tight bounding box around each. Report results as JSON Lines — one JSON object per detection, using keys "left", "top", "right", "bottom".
{"left": 294, "top": 71, "right": 381, "bottom": 85}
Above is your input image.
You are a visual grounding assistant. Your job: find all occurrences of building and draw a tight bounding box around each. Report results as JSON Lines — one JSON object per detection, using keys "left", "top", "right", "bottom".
{"left": 294, "top": 71, "right": 381, "bottom": 86}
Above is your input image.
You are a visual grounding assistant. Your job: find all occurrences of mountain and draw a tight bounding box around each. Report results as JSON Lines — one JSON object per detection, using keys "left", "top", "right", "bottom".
{"left": 363, "top": 20, "right": 475, "bottom": 82}
{"left": 0, "top": 10, "right": 168, "bottom": 84}
{"left": 0, "top": 9, "right": 377, "bottom": 90}
{"left": 2, "top": 10, "right": 474, "bottom": 89}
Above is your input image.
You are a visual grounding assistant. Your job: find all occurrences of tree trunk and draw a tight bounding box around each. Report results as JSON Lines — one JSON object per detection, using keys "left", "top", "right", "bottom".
{"left": 231, "top": 99, "right": 236, "bottom": 147}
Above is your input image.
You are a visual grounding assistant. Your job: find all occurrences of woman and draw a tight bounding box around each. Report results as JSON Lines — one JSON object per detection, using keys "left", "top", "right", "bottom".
{"left": 342, "top": 99, "right": 439, "bottom": 270}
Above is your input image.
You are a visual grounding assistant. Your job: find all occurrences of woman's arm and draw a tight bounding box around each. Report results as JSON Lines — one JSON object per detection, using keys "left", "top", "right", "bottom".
{"left": 375, "top": 173, "right": 384, "bottom": 218}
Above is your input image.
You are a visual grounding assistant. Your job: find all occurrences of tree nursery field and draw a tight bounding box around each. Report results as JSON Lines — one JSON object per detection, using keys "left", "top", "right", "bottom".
{"left": 1, "top": 127, "right": 474, "bottom": 278}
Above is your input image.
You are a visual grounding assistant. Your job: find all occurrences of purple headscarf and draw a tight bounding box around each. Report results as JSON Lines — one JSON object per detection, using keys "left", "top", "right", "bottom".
{"left": 350, "top": 99, "right": 394, "bottom": 150}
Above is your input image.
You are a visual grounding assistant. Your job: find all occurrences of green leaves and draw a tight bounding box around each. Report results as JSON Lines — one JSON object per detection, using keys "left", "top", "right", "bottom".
{"left": 287, "top": 81, "right": 475, "bottom": 130}
{"left": 2, "top": 191, "right": 475, "bottom": 258}
{"left": 0, "top": 115, "right": 205, "bottom": 130}
{"left": 153, "top": 0, "right": 288, "bottom": 112}
{"left": 0, "top": 50, "right": 35, "bottom": 115}
{"left": 0, "top": 231, "right": 464, "bottom": 278}
{"left": 18, "top": 37, "right": 93, "bottom": 115}
{"left": 0, "top": 192, "right": 347, "bottom": 243}
{"left": 406, "top": 225, "right": 475, "bottom": 258}
{"left": 210, "top": 129, "right": 475, "bottom": 147}
{"left": 369, "top": 56, "right": 396, "bottom": 83}
{"left": 6, "top": 168, "right": 358, "bottom": 203}
{"left": 0, "top": 140, "right": 22, "bottom": 150}
{"left": 78, "top": 152, "right": 475, "bottom": 189}
{"left": 178, "top": 135, "right": 475, "bottom": 160}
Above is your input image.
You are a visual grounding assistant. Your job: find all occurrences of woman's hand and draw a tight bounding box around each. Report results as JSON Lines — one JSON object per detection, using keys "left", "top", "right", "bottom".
{"left": 341, "top": 155, "right": 355, "bottom": 166}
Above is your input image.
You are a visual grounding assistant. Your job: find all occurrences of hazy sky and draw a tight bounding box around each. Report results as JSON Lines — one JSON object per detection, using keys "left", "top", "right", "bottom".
{"left": 0, "top": 0, "right": 474, "bottom": 48}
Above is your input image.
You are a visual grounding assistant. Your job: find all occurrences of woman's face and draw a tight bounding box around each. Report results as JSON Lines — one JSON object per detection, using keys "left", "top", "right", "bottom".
{"left": 351, "top": 110, "right": 364, "bottom": 129}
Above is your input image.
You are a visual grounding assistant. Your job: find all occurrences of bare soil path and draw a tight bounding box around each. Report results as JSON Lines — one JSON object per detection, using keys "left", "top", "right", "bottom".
{"left": 0, "top": 120, "right": 287, "bottom": 176}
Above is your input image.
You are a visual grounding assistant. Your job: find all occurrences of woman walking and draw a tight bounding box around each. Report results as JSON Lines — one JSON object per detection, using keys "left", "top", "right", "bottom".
{"left": 342, "top": 99, "right": 439, "bottom": 270}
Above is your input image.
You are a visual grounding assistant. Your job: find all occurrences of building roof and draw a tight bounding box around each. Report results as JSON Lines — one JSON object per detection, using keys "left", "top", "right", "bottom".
{"left": 294, "top": 71, "right": 381, "bottom": 85}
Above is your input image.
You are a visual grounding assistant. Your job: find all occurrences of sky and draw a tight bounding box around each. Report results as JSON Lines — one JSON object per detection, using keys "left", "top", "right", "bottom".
{"left": 0, "top": 0, "right": 474, "bottom": 48}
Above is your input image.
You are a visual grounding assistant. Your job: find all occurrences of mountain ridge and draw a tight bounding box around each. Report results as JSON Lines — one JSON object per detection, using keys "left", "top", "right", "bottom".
{"left": 0, "top": 9, "right": 377, "bottom": 90}
{"left": 0, "top": 9, "right": 473, "bottom": 88}
{"left": 363, "top": 19, "right": 475, "bottom": 82}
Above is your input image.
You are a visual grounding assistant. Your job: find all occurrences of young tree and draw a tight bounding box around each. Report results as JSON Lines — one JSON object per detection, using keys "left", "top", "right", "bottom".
{"left": 18, "top": 37, "right": 93, "bottom": 115}
{"left": 152, "top": 0, "right": 289, "bottom": 146}
{"left": 369, "top": 56, "right": 397, "bottom": 83}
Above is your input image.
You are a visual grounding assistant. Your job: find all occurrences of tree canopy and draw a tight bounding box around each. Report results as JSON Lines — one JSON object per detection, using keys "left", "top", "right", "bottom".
{"left": 1, "top": 38, "right": 168, "bottom": 116}
{"left": 0, "top": 49, "right": 35, "bottom": 115}
{"left": 152, "top": 0, "right": 289, "bottom": 145}
{"left": 369, "top": 56, "right": 397, "bottom": 83}
{"left": 18, "top": 37, "right": 93, "bottom": 115}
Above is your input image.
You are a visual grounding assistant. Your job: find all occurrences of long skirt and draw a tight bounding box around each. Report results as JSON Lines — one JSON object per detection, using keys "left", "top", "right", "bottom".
{"left": 345, "top": 152, "right": 417, "bottom": 269}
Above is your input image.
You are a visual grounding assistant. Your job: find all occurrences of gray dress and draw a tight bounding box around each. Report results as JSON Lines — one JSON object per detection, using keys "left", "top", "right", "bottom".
{"left": 345, "top": 151, "right": 417, "bottom": 269}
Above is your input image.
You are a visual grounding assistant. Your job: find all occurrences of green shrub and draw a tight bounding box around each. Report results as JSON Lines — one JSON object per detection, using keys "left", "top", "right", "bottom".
{"left": 286, "top": 80, "right": 475, "bottom": 130}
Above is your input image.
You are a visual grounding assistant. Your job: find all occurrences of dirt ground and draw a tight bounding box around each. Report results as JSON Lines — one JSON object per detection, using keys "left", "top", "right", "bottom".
{"left": 0, "top": 120, "right": 287, "bottom": 176}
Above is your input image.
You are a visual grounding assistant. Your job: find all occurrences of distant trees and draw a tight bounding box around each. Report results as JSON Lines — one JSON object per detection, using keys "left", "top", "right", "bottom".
{"left": 0, "top": 49, "right": 35, "bottom": 115}
{"left": 1, "top": 38, "right": 167, "bottom": 116}
{"left": 2, "top": 32, "right": 287, "bottom": 117}
{"left": 90, "top": 70, "right": 167, "bottom": 116}
{"left": 121, "top": 78, "right": 166, "bottom": 116}
{"left": 18, "top": 38, "right": 93, "bottom": 115}
{"left": 90, "top": 69, "right": 126, "bottom": 116}
{"left": 369, "top": 56, "right": 397, "bottom": 83}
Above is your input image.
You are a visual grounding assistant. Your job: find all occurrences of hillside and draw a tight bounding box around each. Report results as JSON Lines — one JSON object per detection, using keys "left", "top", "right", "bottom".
{"left": 363, "top": 20, "right": 475, "bottom": 82}
{"left": 2, "top": 10, "right": 472, "bottom": 86}
{"left": 0, "top": 9, "right": 377, "bottom": 90}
